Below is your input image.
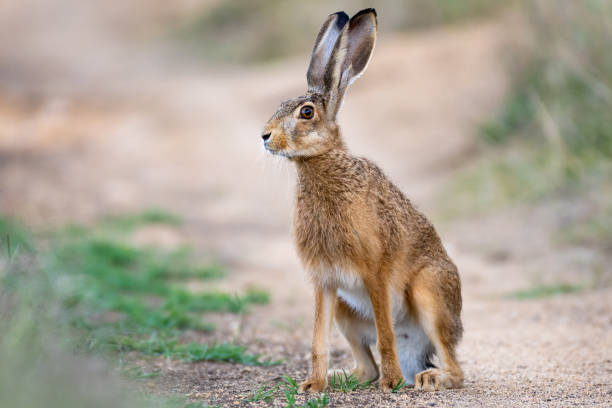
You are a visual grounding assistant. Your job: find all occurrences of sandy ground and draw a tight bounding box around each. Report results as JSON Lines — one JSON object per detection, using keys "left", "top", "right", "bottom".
{"left": 1, "top": 15, "right": 611, "bottom": 407}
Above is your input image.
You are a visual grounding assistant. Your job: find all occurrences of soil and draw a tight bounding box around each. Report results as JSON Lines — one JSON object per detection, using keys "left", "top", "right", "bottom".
{"left": 1, "top": 13, "right": 611, "bottom": 408}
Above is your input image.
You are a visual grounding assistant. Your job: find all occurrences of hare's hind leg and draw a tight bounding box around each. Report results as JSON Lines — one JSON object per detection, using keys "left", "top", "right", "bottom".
{"left": 409, "top": 265, "right": 464, "bottom": 391}
{"left": 332, "top": 298, "right": 379, "bottom": 384}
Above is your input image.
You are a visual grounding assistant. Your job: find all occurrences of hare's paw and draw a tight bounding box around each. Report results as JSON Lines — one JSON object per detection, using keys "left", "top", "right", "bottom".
{"left": 414, "top": 368, "right": 463, "bottom": 391}
{"left": 379, "top": 372, "right": 405, "bottom": 393}
{"left": 299, "top": 377, "right": 327, "bottom": 394}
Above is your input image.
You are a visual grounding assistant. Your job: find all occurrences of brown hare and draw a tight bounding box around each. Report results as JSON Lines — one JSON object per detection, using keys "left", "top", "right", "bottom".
{"left": 261, "top": 8, "right": 463, "bottom": 393}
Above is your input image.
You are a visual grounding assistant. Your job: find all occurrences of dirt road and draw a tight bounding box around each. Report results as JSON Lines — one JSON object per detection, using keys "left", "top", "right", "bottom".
{"left": 1, "top": 17, "right": 610, "bottom": 407}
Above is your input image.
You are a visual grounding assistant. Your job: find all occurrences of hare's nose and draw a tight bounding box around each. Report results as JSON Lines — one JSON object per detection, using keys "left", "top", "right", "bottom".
{"left": 261, "top": 133, "right": 271, "bottom": 142}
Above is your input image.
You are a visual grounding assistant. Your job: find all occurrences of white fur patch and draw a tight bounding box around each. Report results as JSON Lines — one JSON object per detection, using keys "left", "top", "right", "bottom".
{"left": 316, "top": 264, "right": 362, "bottom": 290}
{"left": 395, "top": 318, "right": 432, "bottom": 384}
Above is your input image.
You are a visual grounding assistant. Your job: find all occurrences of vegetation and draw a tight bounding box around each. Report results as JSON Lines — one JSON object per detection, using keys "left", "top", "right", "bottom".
{"left": 281, "top": 375, "right": 330, "bottom": 408}
{"left": 557, "top": 204, "right": 612, "bottom": 251}
{"left": 482, "top": 1, "right": 612, "bottom": 158}
{"left": 110, "top": 336, "right": 278, "bottom": 366}
{"left": 174, "top": 0, "right": 504, "bottom": 63}
{"left": 328, "top": 370, "right": 372, "bottom": 392}
{"left": 244, "top": 372, "right": 382, "bottom": 406}
{"left": 47, "top": 218, "right": 271, "bottom": 362}
{"left": 0, "top": 211, "right": 273, "bottom": 408}
{"left": 508, "top": 283, "right": 584, "bottom": 300}
{"left": 100, "top": 208, "right": 183, "bottom": 230}
{"left": 441, "top": 0, "right": 612, "bottom": 240}
{"left": 0, "top": 215, "right": 34, "bottom": 256}
{"left": 392, "top": 379, "right": 408, "bottom": 393}
{"left": 246, "top": 383, "right": 279, "bottom": 403}
{"left": 244, "top": 375, "right": 332, "bottom": 407}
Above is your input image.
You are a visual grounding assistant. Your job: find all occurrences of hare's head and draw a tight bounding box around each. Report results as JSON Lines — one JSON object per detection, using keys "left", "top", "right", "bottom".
{"left": 262, "top": 9, "right": 377, "bottom": 159}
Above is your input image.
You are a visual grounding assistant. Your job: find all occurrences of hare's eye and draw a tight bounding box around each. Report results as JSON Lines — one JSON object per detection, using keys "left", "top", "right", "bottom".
{"left": 300, "top": 105, "right": 314, "bottom": 119}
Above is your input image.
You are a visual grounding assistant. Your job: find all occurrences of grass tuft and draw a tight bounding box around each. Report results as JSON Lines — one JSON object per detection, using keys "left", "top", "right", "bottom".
{"left": 101, "top": 208, "right": 182, "bottom": 230}
{"left": 282, "top": 375, "right": 300, "bottom": 407}
{"left": 508, "top": 283, "right": 584, "bottom": 300}
{"left": 392, "top": 379, "right": 407, "bottom": 393}
{"left": 120, "top": 365, "right": 162, "bottom": 379}
{"left": 328, "top": 370, "right": 372, "bottom": 392}
{"left": 246, "top": 383, "right": 279, "bottom": 403}
{"left": 111, "top": 335, "right": 279, "bottom": 366}
{"left": 301, "top": 393, "right": 329, "bottom": 408}
{"left": 259, "top": 375, "right": 331, "bottom": 407}
{"left": 0, "top": 216, "right": 34, "bottom": 258}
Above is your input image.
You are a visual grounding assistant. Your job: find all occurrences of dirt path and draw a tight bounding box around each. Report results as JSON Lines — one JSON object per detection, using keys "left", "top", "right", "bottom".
{"left": 1, "top": 18, "right": 610, "bottom": 407}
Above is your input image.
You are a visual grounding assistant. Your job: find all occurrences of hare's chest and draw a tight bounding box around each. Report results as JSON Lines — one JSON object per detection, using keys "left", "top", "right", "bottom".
{"left": 294, "top": 203, "right": 357, "bottom": 262}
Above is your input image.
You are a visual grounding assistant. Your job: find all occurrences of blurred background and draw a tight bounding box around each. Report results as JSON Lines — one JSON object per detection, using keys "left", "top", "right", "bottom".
{"left": 1, "top": 1, "right": 610, "bottom": 407}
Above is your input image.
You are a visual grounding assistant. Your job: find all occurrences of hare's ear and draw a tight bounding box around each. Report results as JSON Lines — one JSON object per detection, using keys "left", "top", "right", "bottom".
{"left": 307, "top": 11, "right": 349, "bottom": 94}
{"left": 324, "top": 8, "right": 377, "bottom": 119}
{"left": 342, "top": 9, "right": 377, "bottom": 86}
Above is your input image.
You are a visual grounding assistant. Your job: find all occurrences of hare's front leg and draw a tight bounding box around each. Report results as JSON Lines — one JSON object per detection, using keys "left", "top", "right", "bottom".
{"left": 299, "top": 286, "right": 336, "bottom": 393}
{"left": 331, "top": 298, "right": 379, "bottom": 384}
{"left": 365, "top": 276, "right": 404, "bottom": 392}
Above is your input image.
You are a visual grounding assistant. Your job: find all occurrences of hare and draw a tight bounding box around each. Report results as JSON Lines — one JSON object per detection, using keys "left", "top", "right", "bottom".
{"left": 261, "top": 9, "right": 463, "bottom": 393}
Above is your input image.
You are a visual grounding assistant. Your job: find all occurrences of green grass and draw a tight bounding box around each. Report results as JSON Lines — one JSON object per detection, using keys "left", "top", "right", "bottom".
{"left": 480, "top": 78, "right": 537, "bottom": 145}
{"left": 243, "top": 375, "right": 330, "bottom": 407}
{"left": 0, "top": 259, "right": 218, "bottom": 408}
{"left": 282, "top": 375, "right": 301, "bottom": 407}
{"left": 508, "top": 283, "right": 584, "bottom": 300}
{"left": 48, "top": 214, "right": 271, "bottom": 359}
{"left": 100, "top": 208, "right": 183, "bottom": 230}
{"left": 51, "top": 228, "right": 272, "bottom": 360}
{"left": 328, "top": 370, "right": 372, "bottom": 392}
{"left": 110, "top": 335, "right": 279, "bottom": 366}
{"left": 301, "top": 394, "right": 330, "bottom": 408}
{"left": 119, "top": 364, "right": 162, "bottom": 379}
{"left": 246, "top": 383, "right": 279, "bottom": 402}
{"left": 47, "top": 229, "right": 268, "bottom": 340}
{"left": 0, "top": 215, "right": 34, "bottom": 257}
{"left": 392, "top": 379, "right": 407, "bottom": 393}
{"left": 0, "top": 212, "right": 275, "bottom": 408}
{"left": 281, "top": 375, "right": 330, "bottom": 408}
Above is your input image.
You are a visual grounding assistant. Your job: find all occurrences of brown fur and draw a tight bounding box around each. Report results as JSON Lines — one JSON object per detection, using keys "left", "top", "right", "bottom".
{"left": 262, "top": 8, "right": 463, "bottom": 393}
